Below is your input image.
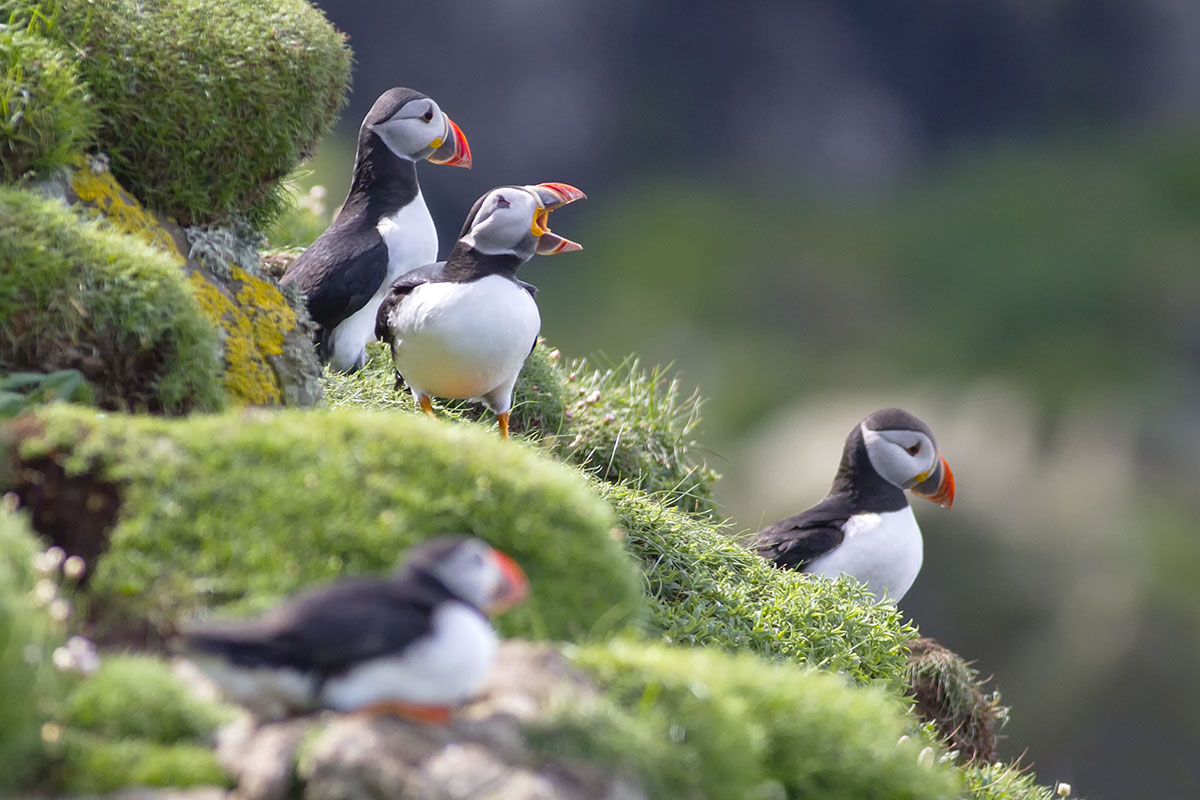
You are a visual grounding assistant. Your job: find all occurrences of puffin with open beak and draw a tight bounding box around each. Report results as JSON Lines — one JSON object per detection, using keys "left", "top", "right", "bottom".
{"left": 752, "top": 408, "right": 955, "bottom": 603}
{"left": 280, "top": 87, "right": 472, "bottom": 373}
{"left": 176, "top": 536, "right": 528, "bottom": 723}
{"left": 375, "top": 182, "right": 585, "bottom": 438}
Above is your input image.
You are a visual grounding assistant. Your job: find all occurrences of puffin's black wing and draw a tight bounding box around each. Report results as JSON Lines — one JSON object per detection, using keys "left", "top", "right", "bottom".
{"left": 752, "top": 495, "right": 849, "bottom": 571}
{"left": 516, "top": 279, "right": 538, "bottom": 299}
{"left": 182, "top": 577, "right": 448, "bottom": 677}
{"left": 281, "top": 224, "right": 389, "bottom": 331}
{"left": 374, "top": 261, "right": 447, "bottom": 341}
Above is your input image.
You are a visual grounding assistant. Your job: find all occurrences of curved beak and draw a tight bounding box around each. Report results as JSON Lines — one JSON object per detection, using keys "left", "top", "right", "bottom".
{"left": 427, "top": 114, "right": 472, "bottom": 168}
{"left": 526, "top": 182, "right": 586, "bottom": 255}
{"left": 910, "top": 455, "right": 955, "bottom": 509}
{"left": 485, "top": 549, "right": 529, "bottom": 615}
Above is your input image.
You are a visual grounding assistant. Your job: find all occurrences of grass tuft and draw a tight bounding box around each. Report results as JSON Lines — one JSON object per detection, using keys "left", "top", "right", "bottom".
{"left": 531, "top": 639, "right": 962, "bottom": 800}
{"left": 964, "top": 761, "right": 1072, "bottom": 800}
{"left": 0, "top": 27, "right": 96, "bottom": 183}
{"left": 0, "top": 185, "right": 227, "bottom": 414}
{"left": 4, "top": 0, "right": 351, "bottom": 227}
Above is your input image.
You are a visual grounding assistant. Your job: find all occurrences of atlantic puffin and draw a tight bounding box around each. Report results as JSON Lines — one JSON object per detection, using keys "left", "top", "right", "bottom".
{"left": 375, "top": 182, "right": 585, "bottom": 438}
{"left": 752, "top": 408, "right": 955, "bottom": 602}
{"left": 280, "top": 88, "right": 472, "bottom": 373}
{"left": 176, "top": 536, "right": 528, "bottom": 722}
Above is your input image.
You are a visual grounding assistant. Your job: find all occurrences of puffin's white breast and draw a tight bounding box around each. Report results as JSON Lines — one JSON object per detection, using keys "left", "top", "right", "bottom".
{"left": 326, "top": 191, "right": 438, "bottom": 372}
{"left": 805, "top": 505, "right": 924, "bottom": 603}
{"left": 388, "top": 275, "right": 540, "bottom": 401}
{"left": 319, "top": 602, "right": 498, "bottom": 711}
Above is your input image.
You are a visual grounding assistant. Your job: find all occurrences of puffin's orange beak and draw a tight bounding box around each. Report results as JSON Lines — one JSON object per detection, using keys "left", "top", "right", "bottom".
{"left": 428, "top": 115, "right": 472, "bottom": 169}
{"left": 485, "top": 549, "right": 529, "bottom": 614}
{"left": 527, "top": 182, "right": 586, "bottom": 255}
{"left": 911, "top": 455, "right": 955, "bottom": 509}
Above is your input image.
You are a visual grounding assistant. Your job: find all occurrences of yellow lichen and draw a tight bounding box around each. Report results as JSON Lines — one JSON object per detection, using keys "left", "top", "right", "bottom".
{"left": 69, "top": 156, "right": 183, "bottom": 260}
{"left": 187, "top": 269, "right": 292, "bottom": 405}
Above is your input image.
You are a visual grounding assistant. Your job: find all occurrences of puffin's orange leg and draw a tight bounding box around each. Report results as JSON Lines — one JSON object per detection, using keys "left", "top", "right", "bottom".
{"left": 497, "top": 411, "right": 510, "bottom": 439}
{"left": 355, "top": 699, "right": 452, "bottom": 725}
{"left": 417, "top": 395, "right": 436, "bottom": 418}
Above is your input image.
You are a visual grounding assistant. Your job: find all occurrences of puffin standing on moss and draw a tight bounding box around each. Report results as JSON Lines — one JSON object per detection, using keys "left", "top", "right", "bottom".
{"left": 375, "top": 182, "right": 585, "bottom": 438}
{"left": 753, "top": 408, "right": 955, "bottom": 603}
{"left": 176, "top": 536, "right": 528, "bottom": 722}
{"left": 280, "top": 88, "right": 471, "bottom": 373}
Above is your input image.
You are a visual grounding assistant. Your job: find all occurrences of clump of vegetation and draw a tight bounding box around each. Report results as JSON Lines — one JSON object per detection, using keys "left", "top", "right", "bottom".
{"left": 532, "top": 639, "right": 961, "bottom": 800}
{"left": 0, "top": 507, "right": 68, "bottom": 792}
{"left": 0, "top": 186, "right": 226, "bottom": 414}
{"left": 0, "top": 27, "right": 97, "bottom": 183}
{"left": 4, "top": 0, "right": 351, "bottom": 227}
{"left": 964, "top": 762, "right": 1071, "bottom": 800}
{"left": 599, "top": 480, "right": 916, "bottom": 690}
{"left": 905, "top": 637, "right": 1007, "bottom": 763}
{"left": 3, "top": 404, "right": 644, "bottom": 643}
{"left": 324, "top": 344, "right": 719, "bottom": 512}
{"left": 53, "top": 733, "right": 228, "bottom": 794}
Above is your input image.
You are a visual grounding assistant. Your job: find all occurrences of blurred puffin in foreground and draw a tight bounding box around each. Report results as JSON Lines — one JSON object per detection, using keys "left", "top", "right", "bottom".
{"left": 753, "top": 408, "right": 955, "bottom": 603}
{"left": 375, "top": 182, "right": 586, "bottom": 438}
{"left": 176, "top": 536, "right": 528, "bottom": 723}
{"left": 280, "top": 87, "right": 472, "bottom": 373}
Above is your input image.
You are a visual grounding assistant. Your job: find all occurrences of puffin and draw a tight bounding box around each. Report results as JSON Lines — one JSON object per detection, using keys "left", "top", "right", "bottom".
{"left": 375, "top": 182, "right": 586, "bottom": 438}
{"left": 280, "top": 88, "right": 472, "bottom": 373}
{"left": 175, "top": 536, "right": 528, "bottom": 723}
{"left": 752, "top": 408, "right": 955, "bottom": 603}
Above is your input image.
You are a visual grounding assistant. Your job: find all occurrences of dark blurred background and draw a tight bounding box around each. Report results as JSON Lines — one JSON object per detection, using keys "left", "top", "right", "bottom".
{"left": 293, "top": 2, "right": 1200, "bottom": 795}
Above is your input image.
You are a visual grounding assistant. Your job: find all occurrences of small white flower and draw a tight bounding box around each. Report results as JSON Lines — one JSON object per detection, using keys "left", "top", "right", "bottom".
{"left": 44, "top": 546, "right": 66, "bottom": 569}
{"left": 917, "top": 747, "right": 934, "bottom": 767}
{"left": 48, "top": 598, "right": 71, "bottom": 622}
{"left": 40, "top": 723, "right": 63, "bottom": 744}
{"left": 34, "top": 579, "right": 57, "bottom": 605}
{"left": 52, "top": 647, "right": 75, "bottom": 671}
{"left": 62, "top": 555, "right": 86, "bottom": 581}
{"left": 586, "top": 391, "right": 602, "bottom": 404}
{"left": 1056, "top": 783, "right": 1072, "bottom": 797}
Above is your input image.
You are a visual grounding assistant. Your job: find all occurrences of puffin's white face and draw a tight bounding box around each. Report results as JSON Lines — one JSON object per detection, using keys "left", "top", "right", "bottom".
{"left": 369, "top": 97, "right": 449, "bottom": 161}
{"left": 861, "top": 423, "right": 939, "bottom": 490}
{"left": 460, "top": 188, "right": 543, "bottom": 256}
{"left": 427, "top": 538, "right": 529, "bottom": 614}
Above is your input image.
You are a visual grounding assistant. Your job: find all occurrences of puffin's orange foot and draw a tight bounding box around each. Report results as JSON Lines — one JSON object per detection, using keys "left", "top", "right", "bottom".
{"left": 355, "top": 699, "right": 452, "bottom": 725}
{"left": 417, "top": 395, "right": 436, "bottom": 418}
{"left": 497, "top": 411, "right": 510, "bottom": 439}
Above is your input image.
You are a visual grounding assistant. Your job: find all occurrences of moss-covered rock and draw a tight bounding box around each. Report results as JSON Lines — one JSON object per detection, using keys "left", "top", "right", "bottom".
{"left": 1, "top": 404, "right": 645, "bottom": 643}
{"left": 534, "top": 639, "right": 961, "bottom": 800}
{"left": 0, "top": 506, "right": 66, "bottom": 792}
{"left": 0, "top": 27, "right": 97, "bottom": 183}
{"left": 0, "top": 185, "right": 227, "bottom": 414}
{"left": 6, "top": 0, "right": 351, "bottom": 227}
{"left": 602, "top": 480, "right": 917, "bottom": 689}
{"left": 324, "top": 344, "right": 719, "bottom": 512}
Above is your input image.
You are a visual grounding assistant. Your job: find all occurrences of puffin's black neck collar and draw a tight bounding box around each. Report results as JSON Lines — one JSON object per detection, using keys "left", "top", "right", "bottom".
{"left": 439, "top": 241, "right": 525, "bottom": 283}
{"left": 828, "top": 425, "right": 909, "bottom": 513}
{"left": 343, "top": 133, "right": 420, "bottom": 219}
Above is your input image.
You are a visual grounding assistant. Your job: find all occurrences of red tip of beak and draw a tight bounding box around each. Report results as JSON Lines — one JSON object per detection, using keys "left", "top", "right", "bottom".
{"left": 534, "top": 182, "right": 586, "bottom": 205}
{"left": 428, "top": 115, "right": 472, "bottom": 169}
{"left": 486, "top": 549, "right": 529, "bottom": 614}
{"left": 929, "top": 456, "right": 955, "bottom": 508}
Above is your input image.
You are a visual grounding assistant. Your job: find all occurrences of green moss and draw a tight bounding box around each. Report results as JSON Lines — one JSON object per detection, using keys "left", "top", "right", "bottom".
{"left": 5, "top": 0, "right": 351, "bottom": 227}
{"left": 0, "top": 27, "right": 96, "bottom": 183}
{"left": 601, "top": 480, "right": 916, "bottom": 689}
{"left": 6, "top": 404, "right": 644, "bottom": 642}
{"left": 324, "top": 344, "right": 718, "bottom": 512}
{"left": 55, "top": 730, "right": 229, "bottom": 794}
{"left": 964, "top": 762, "right": 1069, "bottom": 800}
{"left": 62, "top": 654, "right": 233, "bottom": 744}
{"left": 0, "top": 186, "right": 227, "bottom": 413}
{"left": 0, "top": 507, "right": 67, "bottom": 792}
{"left": 532, "top": 640, "right": 961, "bottom": 800}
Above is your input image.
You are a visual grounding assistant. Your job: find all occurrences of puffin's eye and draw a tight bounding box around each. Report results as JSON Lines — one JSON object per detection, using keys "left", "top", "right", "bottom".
{"left": 496, "top": 195, "right": 510, "bottom": 209}
{"left": 905, "top": 443, "right": 921, "bottom": 456}
{"left": 421, "top": 107, "right": 434, "bottom": 122}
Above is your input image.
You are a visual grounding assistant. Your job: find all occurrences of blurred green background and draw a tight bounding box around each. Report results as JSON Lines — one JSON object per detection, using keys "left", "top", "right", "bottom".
{"left": 286, "top": 2, "right": 1200, "bottom": 795}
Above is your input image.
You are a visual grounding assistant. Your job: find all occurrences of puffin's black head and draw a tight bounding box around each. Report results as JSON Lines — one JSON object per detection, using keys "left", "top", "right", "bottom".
{"left": 361, "top": 87, "right": 471, "bottom": 168}
{"left": 457, "top": 183, "right": 586, "bottom": 262}
{"left": 857, "top": 408, "right": 955, "bottom": 508}
{"left": 401, "top": 535, "right": 529, "bottom": 614}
